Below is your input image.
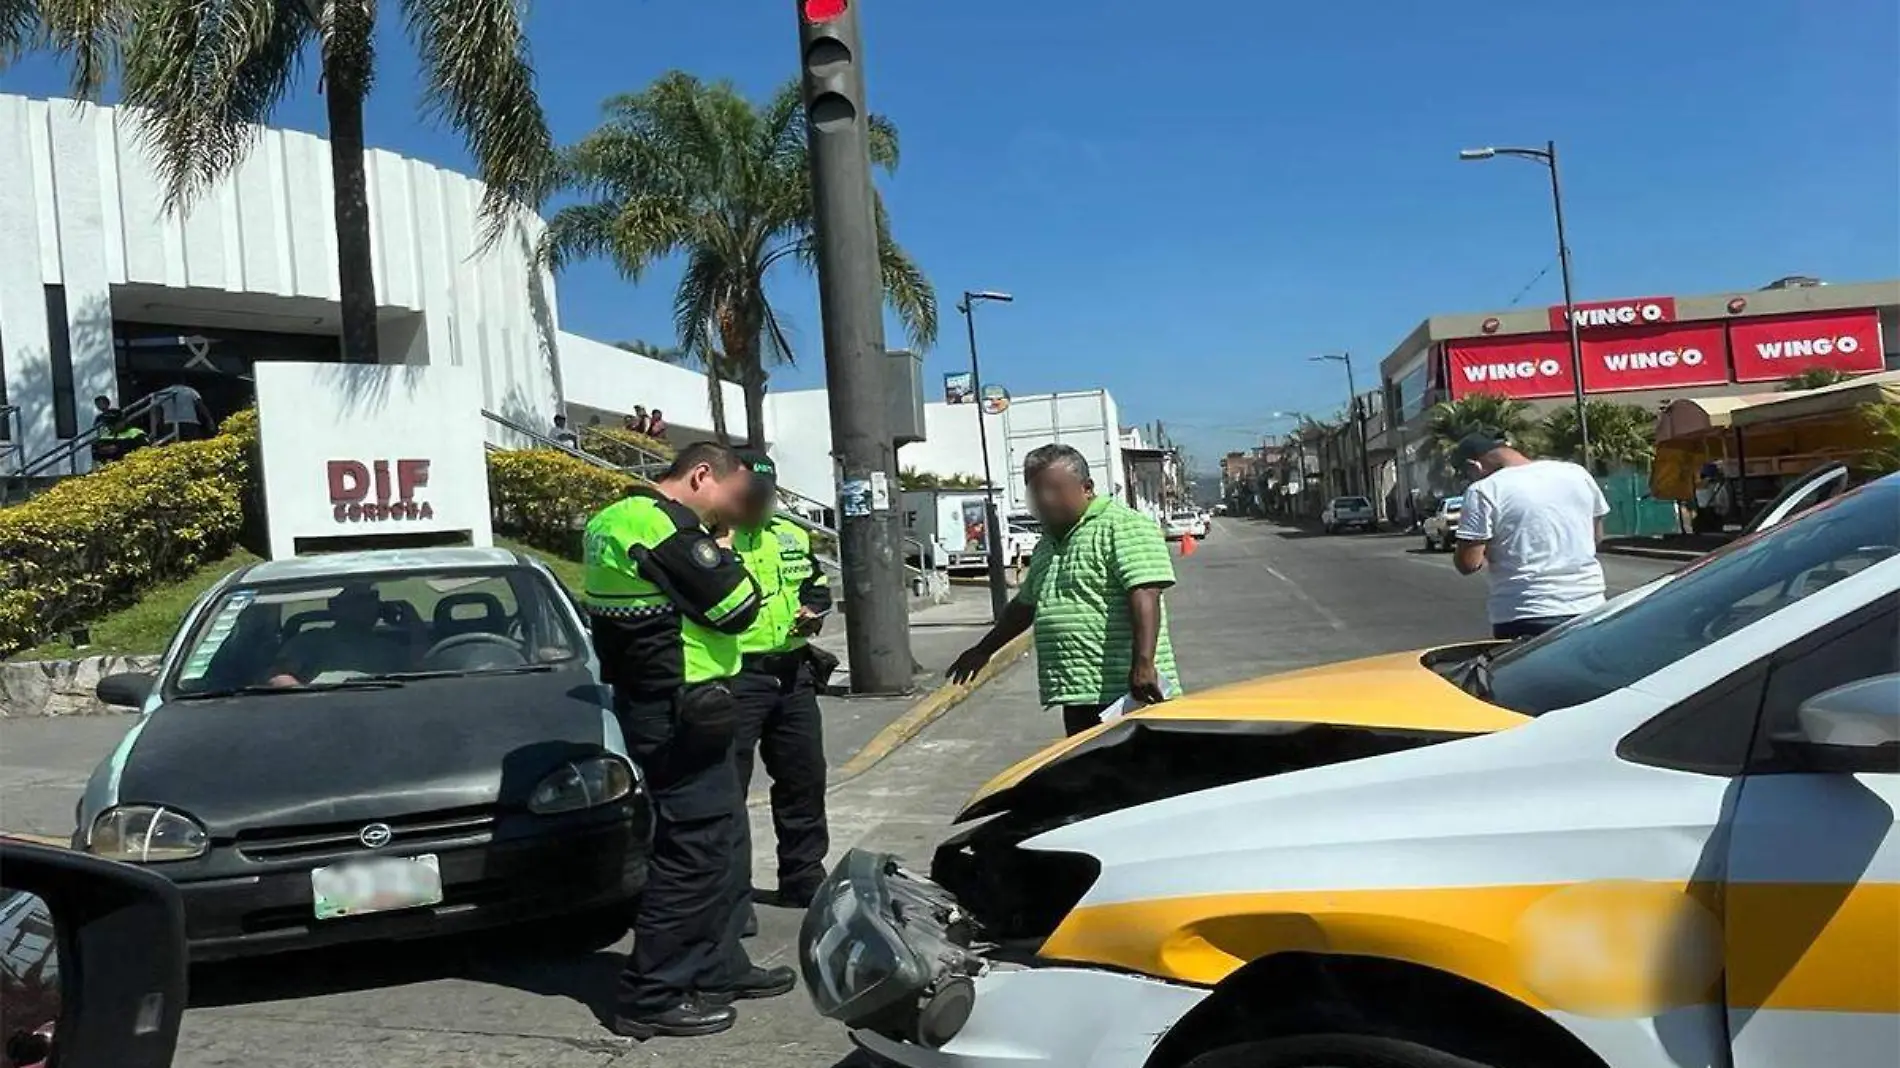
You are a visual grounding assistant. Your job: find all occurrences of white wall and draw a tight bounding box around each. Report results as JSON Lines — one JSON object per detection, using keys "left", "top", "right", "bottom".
{"left": 764, "top": 388, "right": 1124, "bottom": 520}
{"left": 0, "top": 93, "right": 559, "bottom": 464}
{"left": 554, "top": 331, "right": 748, "bottom": 441}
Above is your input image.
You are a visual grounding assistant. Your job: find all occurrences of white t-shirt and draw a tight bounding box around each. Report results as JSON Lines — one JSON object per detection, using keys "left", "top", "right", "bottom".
{"left": 1455, "top": 460, "right": 1610, "bottom": 624}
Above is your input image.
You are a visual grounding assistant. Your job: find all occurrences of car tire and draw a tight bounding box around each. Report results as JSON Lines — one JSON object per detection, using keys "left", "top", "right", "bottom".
{"left": 1423, "top": 533, "right": 1435, "bottom": 551}
{"left": 1182, "top": 1034, "right": 1501, "bottom": 1068}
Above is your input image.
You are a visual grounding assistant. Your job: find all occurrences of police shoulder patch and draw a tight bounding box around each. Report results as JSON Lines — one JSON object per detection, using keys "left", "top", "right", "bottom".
{"left": 691, "top": 538, "right": 722, "bottom": 569}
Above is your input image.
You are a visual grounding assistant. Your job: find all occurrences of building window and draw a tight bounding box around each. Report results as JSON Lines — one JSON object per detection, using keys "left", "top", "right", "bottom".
{"left": 46, "top": 285, "right": 77, "bottom": 439}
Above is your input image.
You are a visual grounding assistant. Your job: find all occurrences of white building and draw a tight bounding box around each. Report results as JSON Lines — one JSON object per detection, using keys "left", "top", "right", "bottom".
{"left": 0, "top": 94, "right": 1135, "bottom": 520}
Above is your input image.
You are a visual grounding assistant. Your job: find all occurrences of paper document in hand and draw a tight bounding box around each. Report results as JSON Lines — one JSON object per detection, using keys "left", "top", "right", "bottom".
{"left": 1098, "top": 677, "right": 1179, "bottom": 724}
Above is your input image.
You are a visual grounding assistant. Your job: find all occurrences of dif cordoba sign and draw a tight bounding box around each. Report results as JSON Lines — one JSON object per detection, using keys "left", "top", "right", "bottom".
{"left": 256, "top": 363, "right": 493, "bottom": 558}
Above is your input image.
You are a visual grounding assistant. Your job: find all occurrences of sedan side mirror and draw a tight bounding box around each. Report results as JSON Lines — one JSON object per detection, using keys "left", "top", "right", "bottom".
{"left": 1772, "top": 674, "right": 1900, "bottom": 774}
{"left": 0, "top": 840, "right": 188, "bottom": 1068}
{"left": 95, "top": 673, "right": 156, "bottom": 709}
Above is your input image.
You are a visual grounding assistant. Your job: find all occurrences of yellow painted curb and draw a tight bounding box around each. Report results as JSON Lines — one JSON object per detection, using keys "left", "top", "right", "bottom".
{"left": 3, "top": 832, "right": 71, "bottom": 848}
{"left": 830, "top": 627, "right": 1036, "bottom": 785}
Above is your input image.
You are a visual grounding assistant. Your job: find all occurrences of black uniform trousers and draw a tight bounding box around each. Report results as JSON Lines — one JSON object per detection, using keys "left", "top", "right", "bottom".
{"left": 614, "top": 690, "right": 755, "bottom": 1014}
{"left": 730, "top": 651, "right": 830, "bottom": 897}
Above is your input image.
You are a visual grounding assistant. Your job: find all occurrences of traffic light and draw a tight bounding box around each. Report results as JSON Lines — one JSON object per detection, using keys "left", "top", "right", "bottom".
{"left": 802, "top": 0, "right": 848, "bottom": 22}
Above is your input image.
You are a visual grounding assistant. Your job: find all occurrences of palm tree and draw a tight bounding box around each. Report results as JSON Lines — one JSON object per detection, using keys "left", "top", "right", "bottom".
{"left": 613, "top": 337, "right": 734, "bottom": 444}
{"left": 541, "top": 72, "right": 938, "bottom": 450}
{"left": 1535, "top": 401, "right": 1657, "bottom": 471}
{"left": 1860, "top": 402, "right": 1900, "bottom": 476}
{"left": 9, "top": 0, "right": 554, "bottom": 365}
{"left": 1781, "top": 367, "right": 1854, "bottom": 392}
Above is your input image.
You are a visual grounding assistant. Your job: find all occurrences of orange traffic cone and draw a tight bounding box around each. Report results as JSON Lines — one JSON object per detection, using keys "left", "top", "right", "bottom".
{"left": 1180, "top": 532, "right": 1198, "bottom": 557}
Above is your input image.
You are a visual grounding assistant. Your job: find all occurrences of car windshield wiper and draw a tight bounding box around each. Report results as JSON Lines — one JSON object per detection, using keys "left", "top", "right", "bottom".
{"left": 173, "top": 680, "right": 405, "bottom": 700}
{"left": 372, "top": 664, "right": 557, "bottom": 681}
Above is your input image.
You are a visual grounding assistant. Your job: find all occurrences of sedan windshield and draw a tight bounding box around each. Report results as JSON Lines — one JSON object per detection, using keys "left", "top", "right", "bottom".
{"left": 1479, "top": 478, "right": 1899, "bottom": 716}
{"left": 169, "top": 567, "right": 584, "bottom": 698}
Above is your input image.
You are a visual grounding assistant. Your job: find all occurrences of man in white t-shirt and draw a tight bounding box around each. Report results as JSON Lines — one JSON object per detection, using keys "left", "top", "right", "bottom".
{"left": 1451, "top": 432, "right": 1610, "bottom": 639}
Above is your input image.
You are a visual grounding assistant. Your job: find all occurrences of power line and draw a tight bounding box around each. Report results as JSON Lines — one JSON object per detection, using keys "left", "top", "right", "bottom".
{"left": 1504, "top": 256, "right": 1559, "bottom": 308}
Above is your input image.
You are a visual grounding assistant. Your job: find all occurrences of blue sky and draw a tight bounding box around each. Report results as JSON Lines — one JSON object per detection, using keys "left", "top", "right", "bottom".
{"left": 5, "top": 0, "right": 1897, "bottom": 466}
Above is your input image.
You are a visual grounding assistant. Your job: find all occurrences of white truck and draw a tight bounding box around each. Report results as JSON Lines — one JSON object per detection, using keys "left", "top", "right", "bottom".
{"left": 903, "top": 490, "right": 1038, "bottom": 574}
{"left": 998, "top": 391, "right": 1123, "bottom": 519}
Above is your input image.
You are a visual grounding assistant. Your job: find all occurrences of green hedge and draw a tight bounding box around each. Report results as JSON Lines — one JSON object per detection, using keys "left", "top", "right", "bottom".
{"left": 0, "top": 410, "right": 258, "bottom": 657}
{"left": 579, "top": 426, "right": 674, "bottom": 468}
{"left": 488, "top": 448, "right": 643, "bottom": 558}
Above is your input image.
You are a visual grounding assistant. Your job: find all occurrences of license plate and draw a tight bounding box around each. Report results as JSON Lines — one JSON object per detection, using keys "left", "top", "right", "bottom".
{"left": 311, "top": 855, "right": 443, "bottom": 920}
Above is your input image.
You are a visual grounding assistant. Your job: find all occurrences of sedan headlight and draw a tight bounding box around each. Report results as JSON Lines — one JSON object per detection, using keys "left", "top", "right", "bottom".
{"left": 528, "top": 756, "right": 635, "bottom": 814}
{"left": 88, "top": 805, "right": 209, "bottom": 863}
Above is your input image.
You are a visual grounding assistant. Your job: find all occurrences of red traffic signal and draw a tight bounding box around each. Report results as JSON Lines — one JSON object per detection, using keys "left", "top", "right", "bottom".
{"left": 802, "top": 0, "right": 848, "bottom": 23}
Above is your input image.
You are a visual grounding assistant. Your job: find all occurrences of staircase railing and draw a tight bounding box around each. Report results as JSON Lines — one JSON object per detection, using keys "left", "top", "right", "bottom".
{"left": 480, "top": 409, "right": 670, "bottom": 479}
{"left": 3, "top": 393, "right": 177, "bottom": 505}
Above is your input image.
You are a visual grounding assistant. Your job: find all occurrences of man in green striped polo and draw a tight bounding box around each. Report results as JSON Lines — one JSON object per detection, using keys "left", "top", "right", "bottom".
{"left": 949, "top": 444, "right": 1181, "bottom": 735}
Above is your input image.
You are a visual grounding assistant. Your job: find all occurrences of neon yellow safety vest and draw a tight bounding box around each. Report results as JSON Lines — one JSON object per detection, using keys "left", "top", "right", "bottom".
{"left": 733, "top": 517, "right": 828, "bottom": 655}
{"left": 580, "top": 489, "right": 759, "bottom": 691}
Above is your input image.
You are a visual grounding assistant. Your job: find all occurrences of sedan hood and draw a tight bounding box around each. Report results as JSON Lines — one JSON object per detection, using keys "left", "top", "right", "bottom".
{"left": 118, "top": 667, "right": 611, "bottom": 834}
{"left": 958, "top": 646, "right": 1527, "bottom": 824}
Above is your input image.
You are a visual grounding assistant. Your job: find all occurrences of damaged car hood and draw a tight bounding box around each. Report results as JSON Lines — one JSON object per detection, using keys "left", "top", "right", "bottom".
{"left": 958, "top": 647, "right": 1528, "bottom": 824}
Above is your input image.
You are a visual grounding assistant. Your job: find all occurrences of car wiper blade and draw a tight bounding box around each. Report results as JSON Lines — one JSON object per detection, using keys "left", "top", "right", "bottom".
{"left": 372, "top": 664, "right": 557, "bottom": 681}
{"left": 1459, "top": 656, "right": 1496, "bottom": 700}
{"left": 174, "top": 680, "right": 405, "bottom": 700}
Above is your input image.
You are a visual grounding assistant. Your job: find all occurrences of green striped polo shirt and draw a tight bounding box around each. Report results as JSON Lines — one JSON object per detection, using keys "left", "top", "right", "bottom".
{"left": 1019, "top": 495, "right": 1180, "bottom": 705}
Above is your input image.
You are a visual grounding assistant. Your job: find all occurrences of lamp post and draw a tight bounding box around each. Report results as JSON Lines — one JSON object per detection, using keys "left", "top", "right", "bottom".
{"left": 1459, "top": 141, "right": 1591, "bottom": 469}
{"left": 1311, "top": 352, "right": 1372, "bottom": 503}
{"left": 958, "top": 289, "right": 1014, "bottom": 623}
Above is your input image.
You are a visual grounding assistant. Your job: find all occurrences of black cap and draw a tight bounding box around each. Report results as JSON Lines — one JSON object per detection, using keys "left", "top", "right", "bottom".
{"left": 735, "top": 449, "right": 777, "bottom": 485}
{"left": 1452, "top": 431, "right": 1508, "bottom": 467}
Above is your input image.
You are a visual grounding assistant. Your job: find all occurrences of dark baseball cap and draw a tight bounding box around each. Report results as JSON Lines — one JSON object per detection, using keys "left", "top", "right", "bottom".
{"left": 1452, "top": 431, "right": 1509, "bottom": 467}
{"left": 735, "top": 449, "right": 778, "bottom": 507}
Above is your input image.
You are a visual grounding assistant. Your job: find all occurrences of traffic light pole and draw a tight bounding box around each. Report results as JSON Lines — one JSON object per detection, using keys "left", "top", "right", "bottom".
{"left": 797, "top": 0, "right": 914, "bottom": 694}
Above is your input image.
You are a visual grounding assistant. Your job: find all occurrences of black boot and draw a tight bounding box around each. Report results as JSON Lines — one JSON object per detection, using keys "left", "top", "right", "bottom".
{"left": 612, "top": 998, "right": 737, "bottom": 1040}
{"left": 700, "top": 965, "right": 797, "bottom": 1005}
{"left": 742, "top": 907, "right": 759, "bottom": 938}
{"left": 777, "top": 879, "right": 823, "bottom": 909}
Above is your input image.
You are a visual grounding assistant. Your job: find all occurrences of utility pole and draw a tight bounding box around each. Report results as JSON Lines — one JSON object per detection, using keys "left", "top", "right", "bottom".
{"left": 796, "top": 0, "right": 912, "bottom": 694}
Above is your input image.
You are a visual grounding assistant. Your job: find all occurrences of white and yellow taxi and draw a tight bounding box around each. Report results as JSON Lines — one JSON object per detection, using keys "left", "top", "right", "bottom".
{"left": 799, "top": 467, "right": 1898, "bottom": 1068}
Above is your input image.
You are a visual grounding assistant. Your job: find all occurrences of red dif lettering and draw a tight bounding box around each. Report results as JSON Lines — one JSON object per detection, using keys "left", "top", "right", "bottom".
{"left": 328, "top": 459, "right": 435, "bottom": 523}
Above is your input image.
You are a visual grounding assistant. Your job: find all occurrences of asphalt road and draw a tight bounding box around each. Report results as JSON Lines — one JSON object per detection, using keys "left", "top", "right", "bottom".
{"left": 6, "top": 520, "right": 1680, "bottom": 1068}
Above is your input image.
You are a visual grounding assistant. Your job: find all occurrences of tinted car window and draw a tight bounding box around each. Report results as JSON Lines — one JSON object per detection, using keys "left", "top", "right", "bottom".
{"left": 170, "top": 567, "right": 583, "bottom": 695}
{"left": 1481, "top": 480, "right": 1899, "bottom": 716}
{"left": 1751, "top": 606, "right": 1900, "bottom": 772}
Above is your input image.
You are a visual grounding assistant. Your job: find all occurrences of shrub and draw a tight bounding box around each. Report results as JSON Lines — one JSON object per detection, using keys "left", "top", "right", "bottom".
{"left": 0, "top": 413, "right": 258, "bottom": 657}
{"left": 489, "top": 448, "right": 642, "bottom": 557}
{"left": 580, "top": 426, "right": 674, "bottom": 468}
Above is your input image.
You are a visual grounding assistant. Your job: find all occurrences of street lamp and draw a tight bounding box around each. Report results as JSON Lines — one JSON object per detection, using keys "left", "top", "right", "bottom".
{"left": 1310, "top": 352, "right": 1372, "bottom": 504}
{"left": 1459, "top": 140, "right": 1591, "bottom": 469}
{"left": 957, "top": 289, "right": 1014, "bottom": 623}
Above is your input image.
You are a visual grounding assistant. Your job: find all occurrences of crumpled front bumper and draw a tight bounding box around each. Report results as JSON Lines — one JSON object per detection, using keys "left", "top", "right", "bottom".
{"left": 852, "top": 965, "right": 1207, "bottom": 1068}
{"left": 798, "top": 850, "right": 1206, "bottom": 1068}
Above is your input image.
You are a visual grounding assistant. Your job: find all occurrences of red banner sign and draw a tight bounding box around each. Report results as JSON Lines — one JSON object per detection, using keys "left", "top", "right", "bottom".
{"left": 1446, "top": 334, "right": 1575, "bottom": 399}
{"left": 1549, "top": 297, "right": 1677, "bottom": 332}
{"left": 1728, "top": 309, "right": 1884, "bottom": 383}
{"left": 1580, "top": 322, "right": 1730, "bottom": 393}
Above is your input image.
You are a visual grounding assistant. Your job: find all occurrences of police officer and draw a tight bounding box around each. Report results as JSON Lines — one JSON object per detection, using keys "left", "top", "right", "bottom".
{"left": 581, "top": 442, "right": 797, "bottom": 1040}
{"left": 728, "top": 452, "right": 832, "bottom": 934}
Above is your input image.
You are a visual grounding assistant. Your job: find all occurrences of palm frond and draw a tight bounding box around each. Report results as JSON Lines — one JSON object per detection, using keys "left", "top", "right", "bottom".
{"left": 16, "top": 0, "right": 135, "bottom": 97}
{"left": 874, "top": 194, "right": 937, "bottom": 349}
{"left": 402, "top": 0, "right": 554, "bottom": 244}
{"left": 122, "top": 0, "right": 315, "bottom": 210}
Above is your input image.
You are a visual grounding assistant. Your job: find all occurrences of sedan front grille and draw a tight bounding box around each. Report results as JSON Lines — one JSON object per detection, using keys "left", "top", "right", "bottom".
{"left": 234, "top": 808, "right": 497, "bottom": 862}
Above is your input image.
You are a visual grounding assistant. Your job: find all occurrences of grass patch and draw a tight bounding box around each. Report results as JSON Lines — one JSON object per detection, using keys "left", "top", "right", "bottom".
{"left": 7, "top": 547, "right": 263, "bottom": 663}
{"left": 5, "top": 539, "right": 584, "bottom": 665}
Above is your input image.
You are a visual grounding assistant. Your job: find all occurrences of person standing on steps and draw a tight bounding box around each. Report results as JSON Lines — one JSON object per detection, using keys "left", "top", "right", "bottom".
{"left": 949, "top": 443, "right": 1181, "bottom": 737}
{"left": 1451, "top": 432, "right": 1610, "bottom": 640}
{"left": 727, "top": 451, "right": 833, "bottom": 939}
{"left": 580, "top": 442, "right": 796, "bottom": 1041}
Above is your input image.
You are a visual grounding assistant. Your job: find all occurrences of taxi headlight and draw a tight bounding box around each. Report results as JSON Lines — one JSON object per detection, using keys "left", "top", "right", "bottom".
{"left": 88, "top": 805, "right": 209, "bottom": 863}
{"left": 528, "top": 756, "right": 635, "bottom": 814}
